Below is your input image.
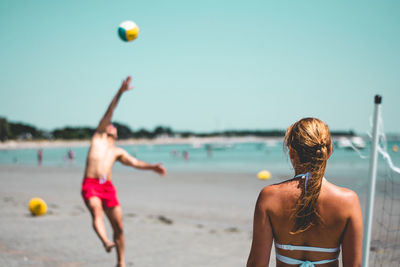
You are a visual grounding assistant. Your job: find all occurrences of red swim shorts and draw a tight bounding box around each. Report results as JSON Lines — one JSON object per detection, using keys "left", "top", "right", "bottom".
{"left": 81, "top": 177, "right": 120, "bottom": 208}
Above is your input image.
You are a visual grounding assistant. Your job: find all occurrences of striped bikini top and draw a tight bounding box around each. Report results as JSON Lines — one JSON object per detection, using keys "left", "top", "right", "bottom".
{"left": 276, "top": 174, "right": 339, "bottom": 266}
{"left": 275, "top": 242, "right": 340, "bottom": 267}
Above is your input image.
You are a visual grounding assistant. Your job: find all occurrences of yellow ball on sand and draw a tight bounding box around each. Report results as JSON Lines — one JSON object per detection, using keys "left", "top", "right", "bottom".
{"left": 257, "top": 170, "right": 271, "bottom": 180}
{"left": 29, "top": 197, "right": 47, "bottom": 216}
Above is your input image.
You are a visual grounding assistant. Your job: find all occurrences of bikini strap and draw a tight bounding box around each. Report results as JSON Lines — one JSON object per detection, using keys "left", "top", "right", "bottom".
{"left": 275, "top": 242, "right": 340, "bottom": 253}
{"left": 294, "top": 172, "right": 311, "bottom": 192}
{"left": 276, "top": 252, "right": 338, "bottom": 266}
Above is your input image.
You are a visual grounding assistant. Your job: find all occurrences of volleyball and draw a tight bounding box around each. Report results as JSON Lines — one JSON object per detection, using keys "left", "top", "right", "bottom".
{"left": 29, "top": 197, "right": 47, "bottom": 216}
{"left": 118, "top": 21, "right": 139, "bottom": 42}
{"left": 257, "top": 170, "right": 271, "bottom": 180}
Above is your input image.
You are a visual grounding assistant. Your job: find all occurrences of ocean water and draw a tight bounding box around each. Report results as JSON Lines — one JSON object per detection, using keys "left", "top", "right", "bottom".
{"left": 1, "top": 140, "right": 399, "bottom": 179}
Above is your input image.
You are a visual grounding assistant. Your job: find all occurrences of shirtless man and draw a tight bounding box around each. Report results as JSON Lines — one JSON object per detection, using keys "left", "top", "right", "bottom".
{"left": 81, "top": 76, "right": 167, "bottom": 267}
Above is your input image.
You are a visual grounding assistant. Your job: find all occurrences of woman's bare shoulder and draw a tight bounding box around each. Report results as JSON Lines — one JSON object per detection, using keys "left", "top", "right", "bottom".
{"left": 258, "top": 179, "right": 299, "bottom": 209}
{"left": 322, "top": 180, "right": 361, "bottom": 212}
{"left": 324, "top": 181, "right": 359, "bottom": 199}
{"left": 260, "top": 178, "right": 297, "bottom": 195}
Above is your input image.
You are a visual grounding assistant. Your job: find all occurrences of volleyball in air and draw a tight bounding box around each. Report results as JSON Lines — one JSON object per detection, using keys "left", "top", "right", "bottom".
{"left": 29, "top": 197, "right": 47, "bottom": 216}
{"left": 118, "top": 21, "right": 139, "bottom": 42}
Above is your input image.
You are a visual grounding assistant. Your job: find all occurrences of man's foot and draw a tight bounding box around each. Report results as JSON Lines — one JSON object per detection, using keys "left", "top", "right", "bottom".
{"left": 104, "top": 241, "right": 115, "bottom": 253}
{"left": 116, "top": 262, "right": 125, "bottom": 267}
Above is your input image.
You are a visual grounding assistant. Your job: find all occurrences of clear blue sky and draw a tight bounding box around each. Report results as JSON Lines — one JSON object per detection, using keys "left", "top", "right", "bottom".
{"left": 1, "top": 0, "right": 399, "bottom": 133}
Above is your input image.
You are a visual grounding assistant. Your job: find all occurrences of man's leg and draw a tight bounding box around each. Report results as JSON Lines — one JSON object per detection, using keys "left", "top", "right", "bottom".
{"left": 84, "top": 197, "right": 115, "bottom": 252}
{"left": 105, "top": 205, "right": 125, "bottom": 267}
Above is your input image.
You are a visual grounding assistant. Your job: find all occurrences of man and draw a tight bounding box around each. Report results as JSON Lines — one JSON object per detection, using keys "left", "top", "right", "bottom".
{"left": 81, "top": 76, "right": 166, "bottom": 267}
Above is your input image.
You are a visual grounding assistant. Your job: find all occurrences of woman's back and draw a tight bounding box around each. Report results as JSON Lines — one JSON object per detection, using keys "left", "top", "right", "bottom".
{"left": 263, "top": 178, "right": 361, "bottom": 266}
{"left": 247, "top": 118, "right": 362, "bottom": 267}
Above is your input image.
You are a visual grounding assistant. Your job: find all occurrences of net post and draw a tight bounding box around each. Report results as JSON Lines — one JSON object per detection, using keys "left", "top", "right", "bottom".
{"left": 362, "top": 95, "right": 382, "bottom": 267}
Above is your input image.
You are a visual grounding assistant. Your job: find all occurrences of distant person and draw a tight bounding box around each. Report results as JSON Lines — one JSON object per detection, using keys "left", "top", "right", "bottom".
{"left": 67, "top": 149, "right": 75, "bottom": 161}
{"left": 247, "top": 118, "right": 362, "bottom": 267}
{"left": 183, "top": 150, "right": 189, "bottom": 161}
{"left": 81, "top": 76, "right": 167, "bottom": 267}
{"left": 37, "top": 149, "right": 43, "bottom": 166}
{"left": 171, "top": 150, "right": 179, "bottom": 158}
{"left": 205, "top": 144, "right": 213, "bottom": 158}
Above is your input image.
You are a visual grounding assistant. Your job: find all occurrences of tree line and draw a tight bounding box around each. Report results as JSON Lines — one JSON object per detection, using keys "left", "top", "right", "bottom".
{"left": 0, "top": 117, "right": 355, "bottom": 142}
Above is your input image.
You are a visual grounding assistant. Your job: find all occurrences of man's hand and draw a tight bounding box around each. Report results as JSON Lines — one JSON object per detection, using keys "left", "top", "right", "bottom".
{"left": 119, "top": 76, "right": 134, "bottom": 93}
{"left": 96, "top": 76, "right": 134, "bottom": 132}
{"left": 153, "top": 163, "right": 167, "bottom": 176}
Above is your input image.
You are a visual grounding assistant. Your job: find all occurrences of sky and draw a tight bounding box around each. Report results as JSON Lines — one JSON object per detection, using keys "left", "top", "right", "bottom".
{"left": 1, "top": 0, "right": 399, "bottom": 134}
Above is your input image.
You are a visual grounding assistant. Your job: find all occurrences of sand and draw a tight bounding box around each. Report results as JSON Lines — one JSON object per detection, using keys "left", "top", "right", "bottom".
{"left": 1, "top": 164, "right": 398, "bottom": 266}
{"left": 0, "top": 165, "right": 278, "bottom": 267}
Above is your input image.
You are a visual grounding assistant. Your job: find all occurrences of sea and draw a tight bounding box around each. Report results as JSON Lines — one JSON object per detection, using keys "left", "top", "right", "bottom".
{"left": 1, "top": 139, "right": 399, "bottom": 184}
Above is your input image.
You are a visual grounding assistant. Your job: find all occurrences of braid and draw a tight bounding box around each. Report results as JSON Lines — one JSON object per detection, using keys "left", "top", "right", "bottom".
{"left": 284, "top": 118, "right": 332, "bottom": 234}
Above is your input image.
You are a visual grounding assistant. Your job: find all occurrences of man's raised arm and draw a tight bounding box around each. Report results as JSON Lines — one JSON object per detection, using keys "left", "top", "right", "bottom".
{"left": 97, "top": 76, "right": 133, "bottom": 132}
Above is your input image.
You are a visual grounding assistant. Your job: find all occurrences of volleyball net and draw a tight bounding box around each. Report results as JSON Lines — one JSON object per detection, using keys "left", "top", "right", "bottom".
{"left": 362, "top": 95, "right": 400, "bottom": 267}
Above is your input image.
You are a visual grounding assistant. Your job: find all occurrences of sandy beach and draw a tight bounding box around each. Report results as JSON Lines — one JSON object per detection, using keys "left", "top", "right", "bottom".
{"left": 0, "top": 163, "right": 398, "bottom": 266}
{"left": 0, "top": 164, "right": 279, "bottom": 267}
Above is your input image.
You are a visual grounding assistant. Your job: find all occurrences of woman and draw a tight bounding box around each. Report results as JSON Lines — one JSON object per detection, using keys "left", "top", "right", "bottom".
{"left": 247, "top": 118, "right": 362, "bottom": 267}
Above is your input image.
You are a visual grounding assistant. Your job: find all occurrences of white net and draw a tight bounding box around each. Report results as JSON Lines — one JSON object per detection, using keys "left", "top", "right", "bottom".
{"left": 368, "top": 113, "right": 400, "bottom": 266}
